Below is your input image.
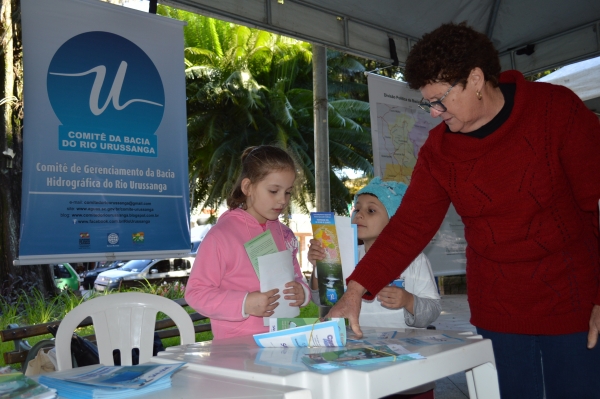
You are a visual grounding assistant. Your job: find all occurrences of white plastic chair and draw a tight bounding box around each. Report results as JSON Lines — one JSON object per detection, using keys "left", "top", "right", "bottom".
{"left": 55, "top": 292, "right": 195, "bottom": 370}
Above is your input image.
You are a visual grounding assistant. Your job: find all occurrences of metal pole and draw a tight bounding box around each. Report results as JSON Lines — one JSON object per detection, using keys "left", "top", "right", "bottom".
{"left": 313, "top": 44, "right": 330, "bottom": 213}
{"left": 312, "top": 44, "right": 331, "bottom": 318}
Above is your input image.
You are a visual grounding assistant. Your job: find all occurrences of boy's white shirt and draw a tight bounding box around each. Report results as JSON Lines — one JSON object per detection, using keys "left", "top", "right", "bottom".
{"left": 356, "top": 245, "right": 440, "bottom": 329}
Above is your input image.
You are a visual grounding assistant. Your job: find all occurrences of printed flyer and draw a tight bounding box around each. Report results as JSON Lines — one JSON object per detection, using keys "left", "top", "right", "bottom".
{"left": 310, "top": 212, "right": 345, "bottom": 305}
{"left": 301, "top": 346, "right": 423, "bottom": 370}
{"left": 254, "top": 319, "right": 346, "bottom": 348}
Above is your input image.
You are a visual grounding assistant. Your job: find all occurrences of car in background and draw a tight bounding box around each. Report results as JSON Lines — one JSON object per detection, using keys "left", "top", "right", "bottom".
{"left": 191, "top": 240, "right": 201, "bottom": 255}
{"left": 79, "top": 260, "right": 128, "bottom": 290}
{"left": 94, "top": 257, "right": 192, "bottom": 291}
{"left": 52, "top": 263, "right": 80, "bottom": 291}
{"left": 185, "top": 240, "right": 201, "bottom": 266}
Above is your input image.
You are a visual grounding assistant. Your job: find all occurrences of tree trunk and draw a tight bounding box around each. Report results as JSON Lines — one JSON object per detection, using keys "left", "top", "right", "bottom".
{"left": 0, "top": 0, "right": 57, "bottom": 300}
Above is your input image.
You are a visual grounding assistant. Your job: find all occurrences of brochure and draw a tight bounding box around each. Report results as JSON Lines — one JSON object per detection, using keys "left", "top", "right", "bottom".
{"left": 258, "top": 250, "right": 300, "bottom": 323}
{"left": 38, "top": 363, "right": 185, "bottom": 399}
{"left": 0, "top": 372, "right": 56, "bottom": 399}
{"left": 268, "top": 317, "right": 321, "bottom": 331}
{"left": 396, "top": 334, "right": 465, "bottom": 346}
{"left": 244, "top": 230, "right": 279, "bottom": 278}
{"left": 253, "top": 318, "right": 346, "bottom": 348}
{"left": 334, "top": 215, "right": 358, "bottom": 288}
{"left": 310, "top": 212, "right": 345, "bottom": 305}
{"left": 301, "top": 346, "right": 424, "bottom": 370}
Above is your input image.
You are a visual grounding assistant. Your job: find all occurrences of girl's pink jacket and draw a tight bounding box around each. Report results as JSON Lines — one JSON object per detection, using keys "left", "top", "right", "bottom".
{"left": 185, "top": 208, "right": 310, "bottom": 340}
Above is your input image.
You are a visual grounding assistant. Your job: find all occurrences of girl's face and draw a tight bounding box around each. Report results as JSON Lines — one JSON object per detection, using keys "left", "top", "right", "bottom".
{"left": 242, "top": 169, "right": 295, "bottom": 224}
{"left": 351, "top": 194, "right": 389, "bottom": 248}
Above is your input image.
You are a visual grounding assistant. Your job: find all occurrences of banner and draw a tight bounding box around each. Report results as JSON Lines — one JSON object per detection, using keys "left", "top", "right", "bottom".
{"left": 367, "top": 73, "right": 466, "bottom": 276}
{"left": 18, "top": 0, "right": 190, "bottom": 265}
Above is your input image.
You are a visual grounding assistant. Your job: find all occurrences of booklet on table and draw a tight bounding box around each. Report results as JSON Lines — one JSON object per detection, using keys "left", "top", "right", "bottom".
{"left": 0, "top": 372, "right": 56, "bottom": 399}
{"left": 38, "top": 363, "right": 185, "bottom": 399}
{"left": 254, "top": 318, "right": 346, "bottom": 348}
{"left": 301, "top": 346, "right": 424, "bottom": 370}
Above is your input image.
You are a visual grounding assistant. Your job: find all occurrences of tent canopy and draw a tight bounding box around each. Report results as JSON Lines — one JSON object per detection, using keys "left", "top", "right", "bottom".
{"left": 162, "top": 0, "right": 600, "bottom": 76}
{"left": 538, "top": 56, "right": 600, "bottom": 114}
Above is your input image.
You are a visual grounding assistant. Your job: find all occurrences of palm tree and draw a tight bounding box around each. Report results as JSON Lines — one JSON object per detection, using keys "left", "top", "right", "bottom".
{"left": 159, "top": 7, "right": 373, "bottom": 216}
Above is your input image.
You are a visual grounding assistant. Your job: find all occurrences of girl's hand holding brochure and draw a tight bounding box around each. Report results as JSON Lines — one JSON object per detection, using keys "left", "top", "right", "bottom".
{"left": 283, "top": 281, "right": 305, "bottom": 306}
{"left": 245, "top": 288, "right": 280, "bottom": 317}
{"left": 307, "top": 239, "right": 325, "bottom": 264}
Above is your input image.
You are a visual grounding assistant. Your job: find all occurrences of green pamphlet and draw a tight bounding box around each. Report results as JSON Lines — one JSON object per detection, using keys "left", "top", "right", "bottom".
{"left": 244, "top": 230, "right": 279, "bottom": 278}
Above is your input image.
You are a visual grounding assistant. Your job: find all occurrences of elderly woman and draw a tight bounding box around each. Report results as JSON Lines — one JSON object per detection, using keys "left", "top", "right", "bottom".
{"left": 329, "top": 22, "right": 600, "bottom": 399}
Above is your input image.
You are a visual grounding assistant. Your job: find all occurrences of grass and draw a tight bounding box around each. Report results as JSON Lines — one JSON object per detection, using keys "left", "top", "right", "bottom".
{"left": 0, "top": 285, "right": 319, "bottom": 370}
{"left": 299, "top": 302, "right": 319, "bottom": 317}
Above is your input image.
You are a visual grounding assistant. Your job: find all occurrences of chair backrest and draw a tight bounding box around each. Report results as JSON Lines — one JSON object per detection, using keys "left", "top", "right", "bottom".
{"left": 55, "top": 292, "right": 195, "bottom": 371}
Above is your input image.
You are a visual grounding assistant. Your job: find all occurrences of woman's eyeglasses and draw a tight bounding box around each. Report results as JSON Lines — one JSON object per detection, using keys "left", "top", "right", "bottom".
{"left": 418, "top": 80, "right": 459, "bottom": 113}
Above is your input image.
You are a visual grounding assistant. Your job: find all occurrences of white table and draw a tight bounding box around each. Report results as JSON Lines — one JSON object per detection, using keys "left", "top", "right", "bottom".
{"left": 35, "top": 362, "right": 312, "bottom": 399}
{"left": 153, "top": 328, "right": 500, "bottom": 399}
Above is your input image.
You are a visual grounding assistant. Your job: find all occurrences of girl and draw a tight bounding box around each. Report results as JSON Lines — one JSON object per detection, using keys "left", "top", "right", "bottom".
{"left": 185, "top": 145, "right": 310, "bottom": 340}
{"left": 308, "top": 177, "right": 440, "bottom": 399}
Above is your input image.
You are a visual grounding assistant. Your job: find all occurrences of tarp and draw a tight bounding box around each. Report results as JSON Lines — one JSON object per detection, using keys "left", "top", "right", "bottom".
{"left": 162, "top": 0, "right": 600, "bottom": 76}
{"left": 538, "top": 57, "right": 600, "bottom": 114}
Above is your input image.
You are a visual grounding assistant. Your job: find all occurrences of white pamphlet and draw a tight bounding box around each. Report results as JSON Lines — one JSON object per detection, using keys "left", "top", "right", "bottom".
{"left": 258, "top": 250, "right": 300, "bottom": 324}
{"left": 334, "top": 215, "right": 358, "bottom": 287}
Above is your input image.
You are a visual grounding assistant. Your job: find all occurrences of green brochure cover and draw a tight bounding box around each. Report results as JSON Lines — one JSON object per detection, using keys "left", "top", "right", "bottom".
{"left": 243, "top": 229, "right": 279, "bottom": 278}
{"left": 269, "top": 317, "right": 320, "bottom": 331}
{"left": 310, "top": 212, "right": 344, "bottom": 305}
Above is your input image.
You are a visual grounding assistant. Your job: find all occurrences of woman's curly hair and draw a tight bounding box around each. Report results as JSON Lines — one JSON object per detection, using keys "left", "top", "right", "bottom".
{"left": 404, "top": 22, "right": 501, "bottom": 90}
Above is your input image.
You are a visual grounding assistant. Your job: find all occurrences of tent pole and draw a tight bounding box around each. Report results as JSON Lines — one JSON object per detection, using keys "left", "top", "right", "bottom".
{"left": 312, "top": 44, "right": 330, "bottom": 213}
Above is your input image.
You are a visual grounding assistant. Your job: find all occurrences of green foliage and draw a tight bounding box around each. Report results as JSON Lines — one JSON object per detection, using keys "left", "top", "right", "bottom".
{"left": 526, "top": 68, "right": 559, "bottom": 82}
{"left": 299, "top": 302, "right": 319, "bottom": 317}
{"left": 157, "top": 6, "right": 374, "bottom": 216}
{"left": 0, "top": 297, "right": 19, "bottom": 330}
{"left": 55, "top": 290, "right": 86, "bottom": 315}
{"left": 20, "top": 289, "right": 61, "bottom": 326}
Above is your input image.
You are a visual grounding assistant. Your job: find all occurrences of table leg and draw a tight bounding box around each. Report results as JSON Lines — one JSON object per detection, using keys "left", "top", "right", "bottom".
{"left": 465, "top": 362, "right": 501, "bottom": 399}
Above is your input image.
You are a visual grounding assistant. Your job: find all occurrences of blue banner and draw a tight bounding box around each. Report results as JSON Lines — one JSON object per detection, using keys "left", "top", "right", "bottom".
{"left": 18, "top": 0, "right": 190, "bottom": 264}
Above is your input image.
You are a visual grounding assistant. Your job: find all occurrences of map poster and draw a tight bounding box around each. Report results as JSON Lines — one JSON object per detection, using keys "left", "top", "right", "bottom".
{"left": 18, "top": 0, "right": 190, "bottom": 265}
{"left": 366, "top": 73, "right": 466, "bottom": 276}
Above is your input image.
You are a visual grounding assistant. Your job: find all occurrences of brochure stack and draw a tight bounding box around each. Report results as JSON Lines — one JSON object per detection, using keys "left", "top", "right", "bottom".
{"left": 38, "top": 363, "right": 185, "bottom": 399}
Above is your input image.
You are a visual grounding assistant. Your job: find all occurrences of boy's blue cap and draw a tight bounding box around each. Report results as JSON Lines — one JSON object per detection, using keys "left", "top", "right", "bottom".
{"left": 354, "top": 177, "right": 408, "bottom": 218}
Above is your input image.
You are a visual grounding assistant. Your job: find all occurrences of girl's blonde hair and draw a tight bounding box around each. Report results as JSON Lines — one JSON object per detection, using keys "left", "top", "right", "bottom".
{"left": 227, "top": 145, "right": 297, "bottom": 210}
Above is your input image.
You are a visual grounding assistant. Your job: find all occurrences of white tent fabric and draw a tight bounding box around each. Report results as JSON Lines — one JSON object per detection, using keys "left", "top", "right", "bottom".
{"left": 538, "top": 57, "right": 600, "bottom": 114}
{"left": 162, "top": 0, "right": 600, "bottom": 76}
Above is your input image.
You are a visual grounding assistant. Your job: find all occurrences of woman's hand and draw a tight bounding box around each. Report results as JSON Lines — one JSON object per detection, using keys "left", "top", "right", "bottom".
{"left": 326, "top": 280, "right": 366, "bottom": 338}
{"left": 244, "top": 288, "right": 280, "bottom": 317}
{"left": 377, "top": 286, "right": 415, "bottom": 314}
{"left": 283, "top": 281, "right": 305, "bottom": 306}
{"left": 307, "top": 239, "right": 326, "bottom": 266}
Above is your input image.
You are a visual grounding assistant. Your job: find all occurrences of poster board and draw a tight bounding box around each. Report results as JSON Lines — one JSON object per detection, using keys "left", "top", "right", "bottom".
{"left": 367, "top": 73, "right": 466, "bottom": 276}
{"left": 18, "top": 0, "right": 190, "bottom": 264}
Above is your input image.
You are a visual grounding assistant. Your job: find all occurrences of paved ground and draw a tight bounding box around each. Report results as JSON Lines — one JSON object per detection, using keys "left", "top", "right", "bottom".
{"left": 430, "top": 295, "right": 475, "bottom": 399}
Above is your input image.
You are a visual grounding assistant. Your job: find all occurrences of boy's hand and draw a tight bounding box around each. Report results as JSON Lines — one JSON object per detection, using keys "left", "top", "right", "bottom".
{"left": 377, "top": 286, "right": 414, "bottom": 314}
{"left": 307, "top": 239, "right": 326, "bottom": 266}
{"left": 245, "top": 288, "right": 280, "bottom": 317}
{"left": 283, "top": 281, "right": 305, "bottom": 306}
